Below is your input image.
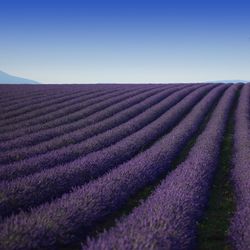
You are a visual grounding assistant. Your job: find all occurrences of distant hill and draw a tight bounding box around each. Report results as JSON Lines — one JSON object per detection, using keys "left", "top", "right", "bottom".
{"left": 0, "top": 70, "right": 39, "bottom": 84}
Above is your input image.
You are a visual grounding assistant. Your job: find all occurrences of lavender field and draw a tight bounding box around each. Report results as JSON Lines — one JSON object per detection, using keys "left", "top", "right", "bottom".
{"left": 0, "top": 83, "right": 249, "bottom": 250}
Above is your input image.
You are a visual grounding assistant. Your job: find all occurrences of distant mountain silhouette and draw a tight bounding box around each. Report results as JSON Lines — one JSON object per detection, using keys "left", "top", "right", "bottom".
{"left": 0, "top": 70, "right": 39, "bottom": 84}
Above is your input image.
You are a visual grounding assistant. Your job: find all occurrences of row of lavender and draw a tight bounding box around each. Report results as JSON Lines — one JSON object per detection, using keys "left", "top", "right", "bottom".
{"left": 1, "top": 87, "right": 100, "bottom": 120}
{"left": 83, "top": 83, "right": 240, "bottom": 250}
{"left": 0, "top": 84, "right": 150, "bottom": 107}
{"left": 0, "top": 84, "right": 83, "bottom": 104}
{"left": 0, "top": 85, "right": 133, "bottom": 117}
{"left": 0, "top": 84, "right": 248, "bottom": 250}
{"left": 0, "top": 85, "right": 181, "bottom": 157}
{"left": 0, "top": 84, "right": 218, "bottom": 218}
{"left": 229, "top": 84, "right": 250, "bottom": 249}
{"left": 0, "top": 84, "right": 207, "bottom": 182}
{"left": 0, "top": 85, "right": 156, "bottom": 120}
{"left": 0, "top": 86, "right": 153, "bottom": 136}
{"left": 0, "top": 84, "right": 225, "bottom": 249}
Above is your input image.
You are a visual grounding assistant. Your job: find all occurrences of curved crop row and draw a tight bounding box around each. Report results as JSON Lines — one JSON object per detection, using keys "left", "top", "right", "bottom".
{"left": 0, "top": 85, "right": 176, "bottom": 159}
{"left": 82, "top": 84, "right": 239, "bottom": 250}
{"left": 0, "top": 85, "right": 154, "bottom": 122}
{"left": 0, "top": 84, "right": 225, "bottom": 250}
{"left": 0, "top": 88, "right": 124, "bottom": 130}
{"left": 0, "top": 85, "right": 173, "bottom": 152}
{"left": 229, "top": 84, "right": 250, "bottom": 249}
{"left": 0, "top": 87, "right": 148, "bottom": 140}
{"left": 0, "top": 87, "right": 119, "bottom": 129}
{"left": 0, "top": 87, "right": 83, "bottom": 115}
{"left": 0, "top": 87, "right": 98, "bottom": 120}
{"left": 0, "top": 84, "right": 207, "bottom": 182}
{"left": 0, "top": 85, "right": 207, "bottom": 217}
{"left": 0, "top": 88, "right": 65, "bottom": 108}
{"left": 0, "top": 86, "right": 161, "bottom": 144}
{"left": 0, "top": 84, "right": 134, "bottom": 105}
{"left": 0, "top": 85, "right": 62, "bottom": 105}
{"left": 0, "top": 84, "right": 92, "bottom": 111}
{"left": 0, "top": 84, "right": 170, "bottom": 108}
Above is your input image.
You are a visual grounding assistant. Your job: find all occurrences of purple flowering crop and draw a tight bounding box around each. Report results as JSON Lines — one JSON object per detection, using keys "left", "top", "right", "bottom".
{"left": 0, "top": 83, "right": 246, "bottom": 250}
{"left": 0, "top": 84, "right": 205, "bottom": 181}
{"left": 0, "top": 84, "right": 226, "bottom": 250}
{"left": 82, "top": 84, "right": 239, "bottom": 250}
{"left": 229, "top": 84, "right": 250, "bottom": 249}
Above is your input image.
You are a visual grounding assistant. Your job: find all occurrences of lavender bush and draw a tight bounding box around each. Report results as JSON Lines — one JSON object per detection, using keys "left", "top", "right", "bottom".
{"left": 0, "top": 85, "right": 170, "bottom": 154}
{"left": 0, "top": 84, "right": 226, "bottom": 250}
{"left": 82, "top": 84, "right": 239, "bottom": 250}
{"left": 229, "top": 84, "right": 250, "bottom": 249}
{"left": 0, "top": 84, "right": 207, "bottom": 181}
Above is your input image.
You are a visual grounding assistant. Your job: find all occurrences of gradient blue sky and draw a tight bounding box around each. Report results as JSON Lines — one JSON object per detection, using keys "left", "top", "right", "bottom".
{"left": 0, "top": 0, "right": 250, "bottom": 83}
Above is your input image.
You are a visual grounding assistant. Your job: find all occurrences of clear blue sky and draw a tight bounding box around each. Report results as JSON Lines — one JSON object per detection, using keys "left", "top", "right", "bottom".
{"left": 0, "top": 0, "right": 249, "bottom": 83}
